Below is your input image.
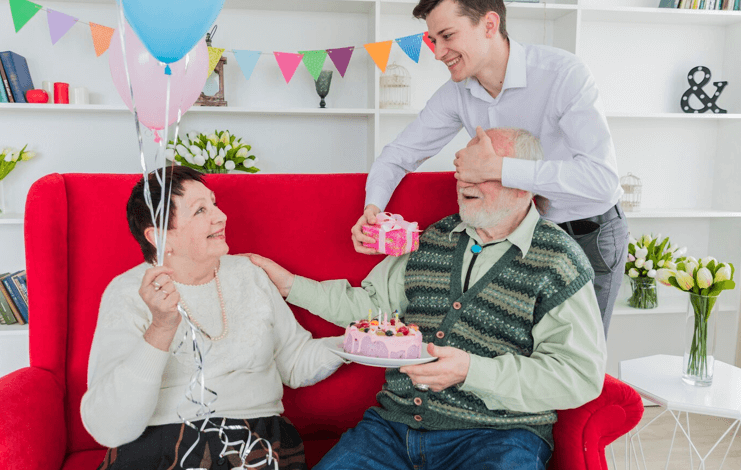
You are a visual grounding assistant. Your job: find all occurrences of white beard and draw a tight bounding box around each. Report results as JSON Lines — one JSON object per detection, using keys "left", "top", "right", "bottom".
{"left": 460, "top": 205, "right": 513, "bottom": 229}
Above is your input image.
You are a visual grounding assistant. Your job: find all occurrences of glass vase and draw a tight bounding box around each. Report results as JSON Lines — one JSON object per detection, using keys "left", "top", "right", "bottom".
{"left": 627, "top": 277, "right": 658, "bottom": 309}
{"left": 682, "top": 293, "right": 718, "bottom": 386}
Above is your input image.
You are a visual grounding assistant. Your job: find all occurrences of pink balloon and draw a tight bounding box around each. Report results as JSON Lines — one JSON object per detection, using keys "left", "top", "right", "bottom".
{"left": 108, "top": 21, "right": 207, "bottom": 132}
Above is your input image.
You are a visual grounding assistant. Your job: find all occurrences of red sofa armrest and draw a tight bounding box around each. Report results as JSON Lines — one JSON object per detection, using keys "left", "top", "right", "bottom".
{"left": 0, "top": 367, "right": 67, "bottom": 470}
{"left": 549, "top": 374, "right": 643, "bottom": 470}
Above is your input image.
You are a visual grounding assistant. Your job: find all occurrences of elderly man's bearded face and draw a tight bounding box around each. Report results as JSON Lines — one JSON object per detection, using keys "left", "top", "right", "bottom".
{"left": 457, "top": 128, "right": 529, "bottom": 229}
{"left": 458, "top": 180, "right": 522, "bottom": 228}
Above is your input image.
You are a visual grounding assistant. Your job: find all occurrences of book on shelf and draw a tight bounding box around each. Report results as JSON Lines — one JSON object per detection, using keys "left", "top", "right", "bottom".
{"left": 0, "top": 271, "right": 28, "bottom": 324}
{"left": 0, "top": 51, "right": 34, "bottom": 104}
{"left": 0, "top": 58, "right": 15, "bottom": 103}
{"left": 0, "top": 77, "right": 7, "bottom": 103}
{"left": 0, "top": 273, "right": 24, "bottom": 325}
{"left": 0, "top": 276, "right": 17, "bottom": 325}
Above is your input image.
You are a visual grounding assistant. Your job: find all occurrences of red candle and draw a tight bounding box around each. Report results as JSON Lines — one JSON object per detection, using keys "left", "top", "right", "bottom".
{"left": 54, "top": 82, "right": 69, "bottom": 104}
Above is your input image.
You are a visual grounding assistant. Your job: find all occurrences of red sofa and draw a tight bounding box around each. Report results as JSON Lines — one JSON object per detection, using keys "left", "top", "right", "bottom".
{"left": 0, "top": 172, "right": 643, "bottom": 470}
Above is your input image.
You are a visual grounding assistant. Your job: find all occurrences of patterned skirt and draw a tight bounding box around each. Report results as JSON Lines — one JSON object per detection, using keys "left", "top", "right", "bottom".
{"left": 96, "top": 415, "right": 306, "bottom": 470}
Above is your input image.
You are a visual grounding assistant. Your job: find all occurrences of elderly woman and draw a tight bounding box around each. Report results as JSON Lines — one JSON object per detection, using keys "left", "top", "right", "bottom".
{"left": 81, "top": 166, "right": 343, "bottom": 470}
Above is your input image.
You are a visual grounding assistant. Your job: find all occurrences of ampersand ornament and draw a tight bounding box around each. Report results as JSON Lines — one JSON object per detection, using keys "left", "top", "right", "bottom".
{"left": 681, "top": 66, "right": 727, "bottom": 114}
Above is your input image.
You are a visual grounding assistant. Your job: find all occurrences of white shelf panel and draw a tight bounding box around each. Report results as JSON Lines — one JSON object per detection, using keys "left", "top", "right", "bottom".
{"left": 581, "top": 6, "right": 741, "bottom": 26}
{"left": 0, "top": 213, "right": 24, "bottom": 225}
{"left": 0, "top": 103, "right": 376, "bottom": 117}
{"left": 607, "top": 112, "right": 741, "bottom": 120}
{"left": 43, "top": 0, "right": 375, "bottom": 13}
{"left": 380, "top": 0, "right": 577, "bottom": 19}
{"left": 0, "top": 324, "right": 28, "bottom": 336}
{"left": 614, "top": 296, "right": 737, "bottom": 316}
{"left": 625, "top": 210, "right": 741, "bottom": 218}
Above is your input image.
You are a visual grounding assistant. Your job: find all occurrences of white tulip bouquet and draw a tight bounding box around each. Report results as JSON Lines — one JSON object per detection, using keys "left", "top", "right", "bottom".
{"left": 166, "top": 130, "right": 258, "bottom": 174}
{"left": 0, "top": 145, "right": 36, "bottom": 181}
{"left": 660, "top": 256, "right": 735, "bottom": 382}
{"left": 625, "top": 233, "right": 686, "bottom": 308}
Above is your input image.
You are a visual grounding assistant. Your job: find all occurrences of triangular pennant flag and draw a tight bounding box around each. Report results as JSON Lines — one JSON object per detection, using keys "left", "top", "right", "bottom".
{"left": 395, "top": 33, "right": 423, "bottom": 63}
{"left": 327, "top": 47, "right": 354, "bottom": 78}
{"left": 364, "top": 40, "right": 393, "bottom": 73}
{"left": 233, "top": 50, "right": 261, "bottom": 81}
{"left": 273, "top": 52, "right": 304, "bottom": 84}
{"left": 207, "top": 47, "right": 225, "bottom": 78}
{"left": 47, "top": 9, "right": 78, "bottom": 45}
{"left": 9, "top": 0, "right": 42, "bottom": 33}
{"left": 298, "top": 50, "right": 328, "bottom": 81}
{"left": 89, "top": 23, "right": 114, "bottom": 57}
{"left": 423, "top": 31, "right": 435, "bottom": 54}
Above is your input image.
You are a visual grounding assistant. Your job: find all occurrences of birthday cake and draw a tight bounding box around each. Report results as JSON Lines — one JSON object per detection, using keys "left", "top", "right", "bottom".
{"left": 343, "top": 314, "right": 422, "bottom": 359}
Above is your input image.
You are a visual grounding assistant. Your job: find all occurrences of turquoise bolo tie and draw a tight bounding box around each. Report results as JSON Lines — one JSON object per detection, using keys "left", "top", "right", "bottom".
{"left": 471, "top": 244, "right": 483, "bottom": 254}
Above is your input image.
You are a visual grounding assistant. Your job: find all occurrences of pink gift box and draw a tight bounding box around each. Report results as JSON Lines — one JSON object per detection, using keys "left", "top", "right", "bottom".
{"left": 362, "top": 212, "right": 421, "bottom": 256}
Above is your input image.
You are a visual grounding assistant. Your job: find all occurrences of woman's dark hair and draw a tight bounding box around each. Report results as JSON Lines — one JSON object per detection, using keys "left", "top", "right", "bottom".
{"left": 413, "top": 0, "right": 508, "bottom": 40}
{"left": 127, "top": 165, "right": 204, "bottom": 264}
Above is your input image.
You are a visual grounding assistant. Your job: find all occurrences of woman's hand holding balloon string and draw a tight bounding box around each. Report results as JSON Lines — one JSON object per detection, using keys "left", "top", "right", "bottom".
{"left": 140, "top": 265, "right": 181, "bottom": 351}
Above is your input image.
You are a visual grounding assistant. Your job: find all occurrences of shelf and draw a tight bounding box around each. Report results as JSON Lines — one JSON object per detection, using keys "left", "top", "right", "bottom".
{"left": 580, "top": 6, "right": 741, "bottom": 26}
{"left": 0, "top": 324, "right": 28, "bottom": 335}
{"left": 606, "top": 112, "right": 741, "bottom": 120}
{"left": 625, "top": 210, "right": 741, "bottom": 219}
{"left": 380, "top": 0, "right": 578, "bottom": 19}
{"left": 46, "top": 0, "right": 375, "bottom": 14}
{"left": 614, "top": 295, "right": 737, "bottom": 316}
{"left": 0, "top": 213, "right": 24, "bottom": 225}
{"left": 0, "top": 103, "right": 376, "bottom": 117}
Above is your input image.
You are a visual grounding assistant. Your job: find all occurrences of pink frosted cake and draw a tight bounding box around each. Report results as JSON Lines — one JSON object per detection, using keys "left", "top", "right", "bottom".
{"left": 343, "top": 317, "right": 423, "bottom": 359}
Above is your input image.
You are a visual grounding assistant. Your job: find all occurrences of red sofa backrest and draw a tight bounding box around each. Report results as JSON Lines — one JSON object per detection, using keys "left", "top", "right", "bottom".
{"left": 24, "top": 172, "right": 459, "bottom": 454}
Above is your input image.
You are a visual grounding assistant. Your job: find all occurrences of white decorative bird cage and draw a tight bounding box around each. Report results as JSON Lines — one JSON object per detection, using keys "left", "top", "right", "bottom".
{"left": 380, "top": 62, "right": 411, "bottom": 109}
{"left": 620, "top": 172, "right": 642, "bottom": 212}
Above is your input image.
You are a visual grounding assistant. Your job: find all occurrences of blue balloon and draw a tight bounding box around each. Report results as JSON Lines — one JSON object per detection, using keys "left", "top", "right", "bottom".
{"left": 122, "top": 0, "right": 224, "bottom": 70}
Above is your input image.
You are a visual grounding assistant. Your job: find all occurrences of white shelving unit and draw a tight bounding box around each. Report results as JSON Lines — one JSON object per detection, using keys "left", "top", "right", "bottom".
{"left": 1, "top": 0, "right": 740, "bottom": 376}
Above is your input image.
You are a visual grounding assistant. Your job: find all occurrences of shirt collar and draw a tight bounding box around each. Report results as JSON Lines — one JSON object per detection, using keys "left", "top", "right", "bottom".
{"left": 450, "top": 202, "right": 540, "bottom": 257}
{"left": 465, "top": 39, "right": 528, "bottom": 102}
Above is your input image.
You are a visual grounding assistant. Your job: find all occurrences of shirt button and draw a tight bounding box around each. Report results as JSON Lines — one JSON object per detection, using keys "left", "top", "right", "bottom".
{"left": 414, "top": 414, "right": 423, "bottom": 422}
{"left": 414, "top": 397, "right": 422, "bottom": 406}
{"left": 453, "top": 301, "right": 462, "bottom": 310}
{"left": 436, "top": 331, "right": 445, "bottom": 339}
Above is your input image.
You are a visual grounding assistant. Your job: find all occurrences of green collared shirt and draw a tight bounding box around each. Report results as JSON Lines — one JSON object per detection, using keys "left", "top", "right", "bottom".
{"left": 287, "top": 204, "right": 607, "bottom": 413}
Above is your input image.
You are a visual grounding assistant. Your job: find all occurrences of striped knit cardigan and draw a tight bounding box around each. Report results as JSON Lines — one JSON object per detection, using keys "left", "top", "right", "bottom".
{"left": 374, "top": 214, "right": 594, "bottom": 448}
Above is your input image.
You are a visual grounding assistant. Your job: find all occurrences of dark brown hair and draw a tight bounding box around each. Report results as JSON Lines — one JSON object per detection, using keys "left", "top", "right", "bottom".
{"left": 127, "top": 165, "right": 204, "bottom": 264}
{"left": 413, "top": 0, "right": 508, "bottom": 39}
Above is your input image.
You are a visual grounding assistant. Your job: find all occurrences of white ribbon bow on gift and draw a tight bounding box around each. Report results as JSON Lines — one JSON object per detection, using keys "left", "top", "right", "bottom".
{"left": 376, "top": 212, "right": 421, "bottom": 254}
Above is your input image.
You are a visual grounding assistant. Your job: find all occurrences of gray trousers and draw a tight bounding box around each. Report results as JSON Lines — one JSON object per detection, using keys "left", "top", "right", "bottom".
{"left": 565, "top": 205, "right": 629, "bottom": 339}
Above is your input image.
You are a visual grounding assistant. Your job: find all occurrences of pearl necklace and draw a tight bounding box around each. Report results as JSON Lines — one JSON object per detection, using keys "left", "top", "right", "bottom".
{"left": 178, "top": 268, "right": 228, "bottom": 342}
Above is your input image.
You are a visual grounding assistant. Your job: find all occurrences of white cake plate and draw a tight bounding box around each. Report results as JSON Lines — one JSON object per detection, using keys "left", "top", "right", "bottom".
{"left": 328, "top": 342, "right": 437, "bottom": 368}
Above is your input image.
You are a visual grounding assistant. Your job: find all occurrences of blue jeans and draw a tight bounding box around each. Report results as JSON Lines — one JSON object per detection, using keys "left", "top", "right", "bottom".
{"left": 314, "top": 410, "right": 551, "bottom": 470}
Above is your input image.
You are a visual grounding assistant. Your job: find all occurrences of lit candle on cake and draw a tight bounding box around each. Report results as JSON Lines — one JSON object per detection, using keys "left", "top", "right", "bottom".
{"left": 378, "top": 309, "right": 382, "bottom": 325}
{"left": 368, "top": 309, "right": 372, "bottom": 322}
{"left": 394, "top": 310, "right": 399, "bottom": 324}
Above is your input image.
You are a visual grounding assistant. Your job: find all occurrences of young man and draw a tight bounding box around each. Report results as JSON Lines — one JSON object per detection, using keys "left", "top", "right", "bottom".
{"left": 250, "top": 128, "right": 607, "bottom": 470}
{"left": 352, "top": 0, "right": 627, "bottom": 338}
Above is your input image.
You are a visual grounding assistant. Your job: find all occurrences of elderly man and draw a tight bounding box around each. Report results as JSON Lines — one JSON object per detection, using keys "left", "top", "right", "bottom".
{"left": 249, "top": 128, "right": 607, "bottom": 470}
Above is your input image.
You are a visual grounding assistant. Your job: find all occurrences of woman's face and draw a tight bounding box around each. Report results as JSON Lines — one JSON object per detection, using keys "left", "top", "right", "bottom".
{"left": 167, "top": 180, "right": 228, "bottom": 264}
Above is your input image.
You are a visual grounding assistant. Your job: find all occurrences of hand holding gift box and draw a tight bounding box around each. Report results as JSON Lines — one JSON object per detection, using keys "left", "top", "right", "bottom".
{"left": 362, "top": 212, "right": 421, "bottom": 256}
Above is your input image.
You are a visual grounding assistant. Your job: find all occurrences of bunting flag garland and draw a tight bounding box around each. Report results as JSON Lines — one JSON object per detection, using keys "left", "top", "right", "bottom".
{"left": 298, "top": 50, "right": 328, "bottom": 81}
{"left": 47, "top": 9, "right": 78, "bottom": 45}
{"left": 327, "top": 46, "right": 354, "bottom": 78}
{"left": 89, "top": 22, "right": 114, "bottom": 57}
{"left": 364, "top": 40, "right": 393, "bottom": 73}
{"left": 233, "top": 50, "right": 261, "bottom": 81}
{"left": 9, "top": 0, "right": 42, "bottom": 33}
{"left": 274, "top": 52, "right": 304, "bottom": 84}
{"left": 6, "top": 0, "right": 439, "bottom": 85}
{"left": 395, "top": 33, "right": 423, "bottom": 63}
{"left": 207, "top": 47, "right": 225, "bottom": 78}
{"left": 423, "top": 31, "right": 435, "bottom": 54}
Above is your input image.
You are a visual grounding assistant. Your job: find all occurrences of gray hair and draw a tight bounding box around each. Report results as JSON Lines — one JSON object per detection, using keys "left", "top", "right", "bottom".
{"left": 510, "top": 128, "right": 543, "bottom": 162}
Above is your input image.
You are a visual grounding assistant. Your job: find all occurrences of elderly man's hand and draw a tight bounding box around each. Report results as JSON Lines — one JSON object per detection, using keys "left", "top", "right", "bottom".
{"left": 244, "top": 253, "right": 295, "bottom": 297}
{"left": 454, "top": 126, "right": 503, "bottom": 183}
{"left": 399, "top": 343, "right": 471, "bottom": 392}
{"left": 351, "top": 204, "right": 383, "bottom": 255}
